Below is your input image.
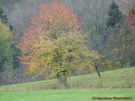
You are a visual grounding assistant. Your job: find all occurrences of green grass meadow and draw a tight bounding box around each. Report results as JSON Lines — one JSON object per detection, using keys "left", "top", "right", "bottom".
{"left": 0, "top": 89, "right": 134, "bottom": 101}
{"left": 0, "top": 67, "right": 135, "bottom": 101}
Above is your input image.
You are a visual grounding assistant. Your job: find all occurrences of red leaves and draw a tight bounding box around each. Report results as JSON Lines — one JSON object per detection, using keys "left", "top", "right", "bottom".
{"left": 38, "top": 0, "right": 80, "bottom": 32}
{"left": 17, "top": 0, "right": 81, "bottom": 75}
{"left": 126, "top": 6, "right": 135, "bottom": 33}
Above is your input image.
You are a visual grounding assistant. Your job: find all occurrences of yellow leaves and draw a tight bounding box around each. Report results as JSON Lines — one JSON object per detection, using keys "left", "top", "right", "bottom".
{"left": 21, "top": 34, "right": 56, "bottom": 75}
{"left": 0, "top": 21, "right": 13, "bottom": 41}
{"left": 19, "top": 29, "right": 100, "bottom": 79}
{"left": 102, "top": 59, "right": 121, "bottom": 69}
{"left": 17, "top": 0, "right": 101, "bottom": 80}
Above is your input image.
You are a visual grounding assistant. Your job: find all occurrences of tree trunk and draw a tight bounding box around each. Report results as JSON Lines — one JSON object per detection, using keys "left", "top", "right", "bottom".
{"left": 56, "top": 73, "right": 69, "bottom": 88}
{"left": 61, "top": 76, "right": 68, "bottom": 88}
{"left": 0, "top": 73, "right": 2, "bottom": 85}
{"left": 95, "top": 65, "right": 101, "bottom": 77}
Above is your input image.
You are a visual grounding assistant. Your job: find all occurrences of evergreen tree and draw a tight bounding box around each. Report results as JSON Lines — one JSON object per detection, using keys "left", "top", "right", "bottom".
{"left": 106, "top": 1, "right": 123, "bottom": 28}
{"left": 0, "top": 6, "right": 8, "bottom": 24}
{"left": 0, "top": 6, "right": 13, "bottom": 31}
{"left": 104, "top": 1, "right": 124, "bottom": 43}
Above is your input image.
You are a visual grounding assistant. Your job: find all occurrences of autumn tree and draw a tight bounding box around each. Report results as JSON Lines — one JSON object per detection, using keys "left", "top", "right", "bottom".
{"left": 17, "top": 0, "right": 100, "bottom": 88}
{"left": 0, "top": 21, "right": 13, "bottom": 72}
{"left": 127, "top": 5, "right": 135, "bottom": 33}
{"left": 126, "top": 5, "right": 135, "bottom": 66}
{"left": 0, "top": 21, "right": 13, "bottom": 71}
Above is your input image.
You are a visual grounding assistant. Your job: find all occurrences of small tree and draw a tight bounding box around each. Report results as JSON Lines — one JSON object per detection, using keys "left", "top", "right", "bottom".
{"left": 17, "top": 0, "right": 100, "bottom": 88}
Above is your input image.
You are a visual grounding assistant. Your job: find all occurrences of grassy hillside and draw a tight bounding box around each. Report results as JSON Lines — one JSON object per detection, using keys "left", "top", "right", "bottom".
{"left": 0, "top": 67, "right": 135, "bottom": 90}
{"left": 0, "top": 67, "right": 135, "bottom": 101}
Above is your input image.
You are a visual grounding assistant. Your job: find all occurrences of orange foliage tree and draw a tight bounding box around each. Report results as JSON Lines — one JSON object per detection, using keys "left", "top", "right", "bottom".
{"left": 126, "top": 6, "right": 135, "bottom": 33}
{"left": 17, "top": 0, "right": 99, "bottom": 88}
{"left": 126, "top": 5, "right": 135, "bottom": 66}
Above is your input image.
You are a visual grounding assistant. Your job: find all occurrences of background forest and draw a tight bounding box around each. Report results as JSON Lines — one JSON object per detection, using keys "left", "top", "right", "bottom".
{"left": 0, "top": 0, "right": 135, "bottom": 86}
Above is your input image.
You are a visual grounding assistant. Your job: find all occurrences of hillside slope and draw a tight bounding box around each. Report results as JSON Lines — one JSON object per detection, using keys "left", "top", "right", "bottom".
{"left": 0, "top": 67, "right": 135, "bottom": 91}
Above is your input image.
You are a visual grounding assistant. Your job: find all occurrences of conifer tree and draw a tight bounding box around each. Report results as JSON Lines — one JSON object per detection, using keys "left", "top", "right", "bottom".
{"left": 104, "top": 1, "right": 124, "bottom": 42}
{"left": 106, "top": 1, "right": 123, "bottom": 29}
{"left": 0, "top": 6, "right": 8, "bottom": 24}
